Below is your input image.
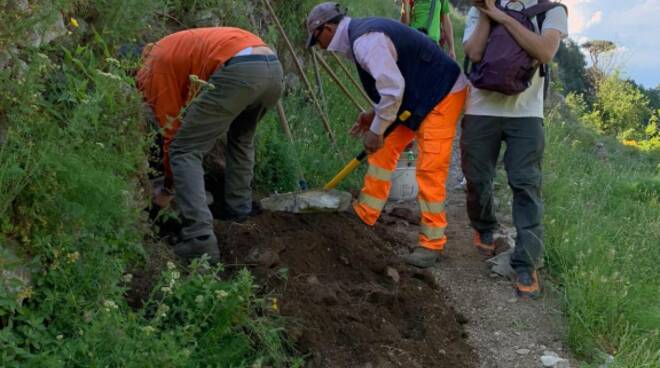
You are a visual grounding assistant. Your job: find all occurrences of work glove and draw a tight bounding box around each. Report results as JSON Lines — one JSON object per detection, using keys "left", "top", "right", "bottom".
{"left": 350, "top": 110, "right": 375, "bottom": 138}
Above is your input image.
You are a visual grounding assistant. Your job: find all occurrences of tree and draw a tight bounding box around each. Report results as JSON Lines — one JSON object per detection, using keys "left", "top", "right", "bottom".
{"left": 555, "top": 39, "right": 590, "bottom": 95}
{"left": 581, "top": 40, "right": 617, "bottom": 79}
{"left": 582, "top": 40, "right": 616, "bottom": 67}
{"left": 592, "top": 72, "right": 653, "bottom": 137}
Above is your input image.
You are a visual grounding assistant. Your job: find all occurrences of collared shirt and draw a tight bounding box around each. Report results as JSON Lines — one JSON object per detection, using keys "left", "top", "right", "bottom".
{"left": 328, "top": 17, "right": 467, "bottom": 134}
{"left": 328, "top": 17, "right": 404, "bottom": 134}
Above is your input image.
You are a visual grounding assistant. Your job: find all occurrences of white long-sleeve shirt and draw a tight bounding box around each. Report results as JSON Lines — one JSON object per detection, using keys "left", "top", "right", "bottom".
{"left": 328, "top": 17, "right": 403, "bottom": 135}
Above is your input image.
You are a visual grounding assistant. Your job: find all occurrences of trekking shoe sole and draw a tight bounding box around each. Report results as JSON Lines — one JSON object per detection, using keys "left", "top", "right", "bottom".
{"left": 402, "top": 255, "right": 436, "bottom": 268}
{"left": 515, "top": 272, "right": 541, "bottom": 300}
{"left": 473, "top": 232, "right": 496, "bottom": 257}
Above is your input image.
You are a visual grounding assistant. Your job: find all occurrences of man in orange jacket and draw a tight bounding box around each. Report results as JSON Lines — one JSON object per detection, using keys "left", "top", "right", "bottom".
{"left": 306, "top": 3, "right": 467, "bottom": 268}
{"left": 138, "top": 28, "right": 283, "bottom": 263}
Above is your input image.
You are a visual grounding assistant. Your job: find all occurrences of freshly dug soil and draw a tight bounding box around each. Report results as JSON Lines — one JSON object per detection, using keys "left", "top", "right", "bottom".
{"left": 217, "top": 211, "right": 478, "bottom": 368}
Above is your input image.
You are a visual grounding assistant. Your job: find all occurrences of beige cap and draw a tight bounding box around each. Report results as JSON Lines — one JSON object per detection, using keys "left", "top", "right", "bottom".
{"left": 305, "top": 2, "right": 347, "bottom": 47}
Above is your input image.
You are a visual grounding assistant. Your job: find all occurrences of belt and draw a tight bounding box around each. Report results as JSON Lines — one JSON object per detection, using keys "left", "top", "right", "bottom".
{"left": 225, "top": 54, "right": 278, "bottom": 66}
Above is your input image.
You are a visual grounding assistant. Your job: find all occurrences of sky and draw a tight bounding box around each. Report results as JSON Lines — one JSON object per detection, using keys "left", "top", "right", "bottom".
{"left": 562, "top": 0, "right": 659, "bottom": 88}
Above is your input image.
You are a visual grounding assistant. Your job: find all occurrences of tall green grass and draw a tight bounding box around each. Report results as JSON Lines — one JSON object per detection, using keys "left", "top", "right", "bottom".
{"left": 0, "top": 1, "right": 302, "bottom": 366}
{"left": 543, "top": 110, "right": 660, "bottom": 367}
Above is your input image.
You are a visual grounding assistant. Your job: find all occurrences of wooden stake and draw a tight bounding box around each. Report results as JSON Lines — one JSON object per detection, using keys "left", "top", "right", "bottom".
{"left": 275, "top": 101, "right": 308, "bottom": 190}
{"left": 311, "top": 50, "right": 327, "bottom": 108}
{"left": 314, "top": 49, "right": 366, "bottom": 113}
{"left": 276, "top": 101, "right": 293, "bottom": 143}
{"left": 329, "top": 51, "right": 372, "bottom": 105}
{"left": 261, "top": 0, "right": 337, "bottom": 145}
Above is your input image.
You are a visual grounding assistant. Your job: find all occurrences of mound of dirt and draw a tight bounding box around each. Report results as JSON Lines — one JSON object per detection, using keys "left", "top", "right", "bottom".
{"left": 217, "top": 211, "right": 477, "bottom": 368}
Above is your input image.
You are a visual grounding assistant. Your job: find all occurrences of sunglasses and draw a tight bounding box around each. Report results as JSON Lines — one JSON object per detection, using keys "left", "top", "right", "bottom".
{"left": 311, "top": 25, "right": 326, "bottom": 46}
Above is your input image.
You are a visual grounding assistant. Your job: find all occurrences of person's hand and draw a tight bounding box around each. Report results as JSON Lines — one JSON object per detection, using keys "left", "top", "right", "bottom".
{"left": 350, "top": 110, "right": 375, "bottom": 138}
{"left": 448, "top": 48, "right": 456, "bottom": 60}
{"left": 477, "top": 0, "right": 509, "bottom": 24}
{"left": 153, "top": 186, "right": 174, "bottom": 209}
{"left": 363, "top": 130, "right": 384, "bottom": 154}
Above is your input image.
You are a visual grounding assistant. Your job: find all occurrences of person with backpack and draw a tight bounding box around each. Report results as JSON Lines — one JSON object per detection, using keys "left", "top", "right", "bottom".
{"left": 400, "top": 0, "right": 456, "bottom": 59}
{"left": 305, "top": 2, "right": 468, "bottom": 268}
{"left": 462, "top": 0, "right": 567, "bottom": 298}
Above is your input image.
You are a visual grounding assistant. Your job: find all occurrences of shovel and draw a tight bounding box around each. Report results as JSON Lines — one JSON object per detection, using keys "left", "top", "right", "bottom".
{"left": 260, "top": 110, "right": 412, "bottom": 214}
{"left": 323, "top": 110, "right": 412, "bottom": 190}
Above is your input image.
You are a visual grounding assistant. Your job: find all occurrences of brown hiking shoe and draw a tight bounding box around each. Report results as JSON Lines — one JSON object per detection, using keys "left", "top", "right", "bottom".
{"left": 473, "top": 231, "right": 496, "bottom": 257}
{"left": 515, "top": 270, "right": 541, "bottom": 299}
{"left": 402, "top": 247, "right": 441, "bottom": 268}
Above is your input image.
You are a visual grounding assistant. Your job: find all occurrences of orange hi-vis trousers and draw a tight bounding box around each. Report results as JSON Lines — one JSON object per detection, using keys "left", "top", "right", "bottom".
{"left": 353, "top": 88, "right": 467, "bottom": 250}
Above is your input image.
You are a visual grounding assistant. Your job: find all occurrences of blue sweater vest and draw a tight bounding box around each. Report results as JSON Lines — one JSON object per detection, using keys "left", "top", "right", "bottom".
{"left": 348, "top": 17, "right": 460, "bottom": 131}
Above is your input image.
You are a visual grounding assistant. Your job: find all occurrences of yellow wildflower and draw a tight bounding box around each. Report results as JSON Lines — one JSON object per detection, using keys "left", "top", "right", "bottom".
{"left": 70, "top": 18, "right": 79, "bottom": 28}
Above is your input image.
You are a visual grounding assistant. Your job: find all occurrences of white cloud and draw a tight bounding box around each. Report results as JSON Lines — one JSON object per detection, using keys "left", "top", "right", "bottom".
{"left": 586, "top": 11, "right": 602, "bottom": 28}
{"left": 561, "top": 0, "right": 595, "bottom": 35}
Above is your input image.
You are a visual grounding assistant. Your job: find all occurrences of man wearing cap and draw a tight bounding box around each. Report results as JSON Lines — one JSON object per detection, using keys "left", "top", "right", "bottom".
{"left": 306, "top": 2, "right": 468, "bottom": 268}
{"left": 137, "top": 27, "right": 283, "bottom": 263}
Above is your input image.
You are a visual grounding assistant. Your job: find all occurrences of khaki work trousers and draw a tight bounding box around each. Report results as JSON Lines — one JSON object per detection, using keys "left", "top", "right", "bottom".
{"left": 170, "top": 56, "right": 283, "bottom": 240}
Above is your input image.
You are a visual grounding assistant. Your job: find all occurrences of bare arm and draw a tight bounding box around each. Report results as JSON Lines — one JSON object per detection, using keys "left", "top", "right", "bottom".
{"left": 441, "top": 13, "right": 455, "bottom": 59}
{"left": 478, "top": 0, "right": 562, "bottom": 63}
{"left": 463, "top": 10, "right": 491, "bottom": 63}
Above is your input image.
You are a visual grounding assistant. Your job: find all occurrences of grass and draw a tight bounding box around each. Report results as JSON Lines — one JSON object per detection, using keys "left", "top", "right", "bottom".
{"left": 3, "top": 0, "right": 657, "bottom": 367}
{"left": 542, "top": 107, "right": 660, "bottom": 367}
{"left": 0, "top": 1, "right": 304, "bottom": 366}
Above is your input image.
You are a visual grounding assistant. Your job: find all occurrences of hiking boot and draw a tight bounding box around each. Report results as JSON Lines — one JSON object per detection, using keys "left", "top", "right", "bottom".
{"left": 473, "top": 231, "right": 496, "bottom": 257}
{"left": 218, "top": 202, "right": 262, "bottom": 223}
{"left": 515, "top": 270, "right": 541, "bottom": 299}
{"left": 402, "top": 247, "right": 441, "bottom": 268}
{"left": 174, "top": 234, "right": 220, "bottom": 264}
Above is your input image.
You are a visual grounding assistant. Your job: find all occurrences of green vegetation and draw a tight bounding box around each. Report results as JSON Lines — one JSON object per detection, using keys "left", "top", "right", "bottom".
{"left": 543, "top": 107, "right": 660, "bottom": 367}
{"left": 0, "top": 0, "right": 400, "bottom": 365}
{"left": 2, "top": 0, "right": 658, "bottom": 367}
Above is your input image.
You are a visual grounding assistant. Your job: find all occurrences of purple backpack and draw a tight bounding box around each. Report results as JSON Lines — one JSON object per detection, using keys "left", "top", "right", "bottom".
{"left": 465, "top": 0, "right": 567, "bottom": 96}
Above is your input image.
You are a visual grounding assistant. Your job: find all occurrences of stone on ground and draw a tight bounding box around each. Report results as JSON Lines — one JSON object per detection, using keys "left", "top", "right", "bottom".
{"left": 486, "top": 248, "right": 515, "bottom": 277}
{"left": 260, "top": 190, "right": 352, "bottom": 213}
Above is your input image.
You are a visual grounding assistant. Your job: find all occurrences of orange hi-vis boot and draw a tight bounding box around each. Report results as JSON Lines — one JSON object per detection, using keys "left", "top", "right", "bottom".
{"left": 353, "top": 88, "right": 467, "bottom": 265}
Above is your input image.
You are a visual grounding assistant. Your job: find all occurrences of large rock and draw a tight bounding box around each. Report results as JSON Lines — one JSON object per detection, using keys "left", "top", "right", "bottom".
{"left": 260, "top": 190, "right": 352, "bottom": 213}
{"left": 1, "top": 243, "right": 32, "bottom": 307}
{"left": 25, "top": 13, "right": 67, "bottom": 48}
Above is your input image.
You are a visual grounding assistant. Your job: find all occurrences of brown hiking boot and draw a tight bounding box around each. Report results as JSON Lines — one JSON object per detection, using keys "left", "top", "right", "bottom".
{"left": 473, "top": 231, "right": 496, "bottom": 257}
{"left": 174, "top": 234, "right": 220, "bottom": 264}
{"left": 402, "top": 247, "right": 441, "bottom": 268}
{"left": 515, "top": 270, "right": 541, "bottom": 299}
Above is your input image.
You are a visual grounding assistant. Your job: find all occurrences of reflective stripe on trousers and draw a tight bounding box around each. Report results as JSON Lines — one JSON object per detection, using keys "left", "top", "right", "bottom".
{"left": 354, "top": 88, "right": 467, "bottom": 250}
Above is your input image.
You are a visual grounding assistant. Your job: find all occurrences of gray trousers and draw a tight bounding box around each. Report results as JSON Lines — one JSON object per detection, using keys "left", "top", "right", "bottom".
{"left": 170, "top": 56, "right": 283, "bottom": 240}
{"left": 460, "top": 115, "right": 545, "bottom": 272}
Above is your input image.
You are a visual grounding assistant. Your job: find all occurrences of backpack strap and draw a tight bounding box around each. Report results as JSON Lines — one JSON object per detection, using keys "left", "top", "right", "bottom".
{"left": 426, "top": 0, "right": 439, "bottom": 34}
{"left": 523, "top": 0, "right": 567, "bottom": 94}
{"left": 522, "top": 1, "right": 567, "bottom": 19}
